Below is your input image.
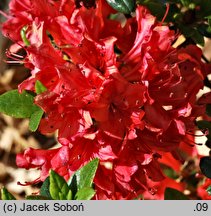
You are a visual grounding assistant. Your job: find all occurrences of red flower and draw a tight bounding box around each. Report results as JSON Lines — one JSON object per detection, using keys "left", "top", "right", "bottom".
{"left": 1, "top": 0, "right": 32, "bottom": 41}
{"left": 142, "top": 176, "right": 186, "bottom": 200}
{"left": 3, "top": 0, "right": 210, "bottom": 199}
{"left": 17, "top": 131, "right": 117, "bottom": 182}
{"left": 16, "top": 147, "right": 63, "bottom": 182}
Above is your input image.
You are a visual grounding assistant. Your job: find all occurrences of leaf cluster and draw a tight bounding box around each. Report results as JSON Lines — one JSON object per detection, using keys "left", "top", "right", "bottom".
{"left": 1, "top": 158, "right": 99, "bottom": 200}
{"left": 0, "top": 81, "right": 46, "bottom": 132}
{"left": 106, "top": 0, "right": 211, "bottom": 46}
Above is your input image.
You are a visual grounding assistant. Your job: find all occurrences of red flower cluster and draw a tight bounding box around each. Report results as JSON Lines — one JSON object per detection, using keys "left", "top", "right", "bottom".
{"left": 2, "top": 0, "right": 210, "bottom": 199}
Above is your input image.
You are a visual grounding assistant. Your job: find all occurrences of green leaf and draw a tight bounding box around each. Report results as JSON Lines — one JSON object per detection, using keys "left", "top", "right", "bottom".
{"left": 181, "top": 0, "right": 192, "bottom": 7}
{"left": 0, "top": 89, "right": 44, "bottom": 132}
{"left": 207, "top": 26, "right": 211, "bottom": 34}
{"left": 40, "top": 177, "right": 52, "bottom": 199}
{"left": 133, "top": 194, "right": 144, "bottom": 200}
{"left": 191, "top": 29, "right": 205, "bottom": 46}
{"left": 35, "top": 80, "right": 47, "bottom": 94}
{"left": 26, "top": 195, "right": 50, "bottom": 200}
{"left": 1, "top": 188, "right": 16, "bottom": 200}
{"left": 163, "top": 167, "right": 179, "bottom": 179}
{"left": 20, "top": 26, "right": 30, "bottom": 46}
{"left": 29, "top": 109, "right": 43, "bottom": 132}
{"left": 139, "top": 1, "right": 166, "bottom": 20}
{"left": 198, "top": 0, "right": 211, "bottom": 17}
{"left": 68, "top": 174, "right": 78, "bottom": 198}
{"left": 206, "top": 185, "right": 211, "bottom": 196}
{"left": 29, "top": 80, "right": 46, "bottom": 131}
{"left": 207, "top": 16, "right": 211, "bottom": 26}
{"left": 137, "top": 0, "right": 180, "bottom": 22}
{"left": 68, "top": 158, "right": 99, "bottom": 191}
{"left": 75, "top": 187, "right": 95, "bottom": 200}
{"left": 49, "top": 170, "right": 72, "bottom": 200}
{"left": 106, "top": 0, "right": 135, "bottom": 14}
{"left": 66, "top": 190, "right": 73, "bottom": 200}
{"left": 164, "top": 187, "right": 189, "bottom": 200}
{"left": 200, "top": 157, "right": 211, "bottom": 179}
{"left": 180, "top": 25, "right": 205, "bottom": 46}
{"left": 0, "top": 90, "right": 40, "bottom": 118}
{"left": 198, "top": 24, "right": 211, "bottom": 38}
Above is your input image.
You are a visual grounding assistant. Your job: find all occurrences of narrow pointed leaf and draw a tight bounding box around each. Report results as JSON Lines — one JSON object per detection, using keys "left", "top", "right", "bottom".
{"left": 66, "top": 190, "right": 72, "bottom": 200}
{"left": 68, "top": 174, "right": 78, "bottom": 197}
{"left": 75, "top": 187, "right": 95, "bottom": 200}
{"left": 49, "top": 170, "right": 72, "bottom": 200}
{"left": 40, "top": 177, "right": 52, "bottom": 199}
{"left": 68, "top": 158, "right": 99, "bottom": 190}
{"left": 1, "top": 188, "right": 16, "bottom": 200}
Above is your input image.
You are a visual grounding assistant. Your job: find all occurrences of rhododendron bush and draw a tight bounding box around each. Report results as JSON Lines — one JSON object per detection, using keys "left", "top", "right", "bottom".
{"left": 0, "top": 0, "right": 211, "bottom": 200}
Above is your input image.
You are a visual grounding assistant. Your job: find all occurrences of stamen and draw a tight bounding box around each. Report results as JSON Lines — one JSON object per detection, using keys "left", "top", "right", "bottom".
{"left": 161, "top": 3, "right": 170, "bottom": 25}
{"left": 6, "top": 50, "right": 24, "bottom": 61}
{"left": 169, "top": 92, "right": 174, "bottom": 98}
{"left": 0, "top": 10, "right": 10, "bottom": 18}
{"left": 8, "top": 52, "right": 24, "bottom": 59}
{"left": 17, "top": 177, "right": 41, "bottom": 186}
{"left": 5, "top": 60, "right": 23, "bottom": 64}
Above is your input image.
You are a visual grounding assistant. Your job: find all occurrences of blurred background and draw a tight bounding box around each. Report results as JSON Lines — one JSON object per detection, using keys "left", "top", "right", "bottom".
{"left": 0, "top": 0, "right": 210, "bottom": 199}
{"left": 0, "top": 0, "right": 57, "bottom": 198}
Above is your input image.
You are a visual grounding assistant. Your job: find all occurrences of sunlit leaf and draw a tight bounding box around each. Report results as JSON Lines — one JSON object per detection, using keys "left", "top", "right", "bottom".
{"left": 106, "top": 0, "right": 135, "bottom": 14}
{"left": 50, "top": 170, "right": 72, "bottom": 200}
